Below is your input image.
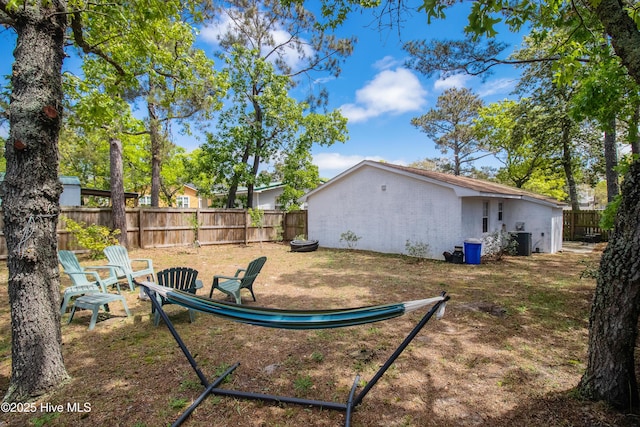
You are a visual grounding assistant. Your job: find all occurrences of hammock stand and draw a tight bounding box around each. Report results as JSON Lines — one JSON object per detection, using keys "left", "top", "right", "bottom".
{"left": 140, "top": 282, "right": 449, "bottom": 427}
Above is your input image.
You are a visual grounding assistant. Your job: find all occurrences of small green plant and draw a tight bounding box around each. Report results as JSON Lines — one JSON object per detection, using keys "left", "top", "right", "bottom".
{"left": 339, "top": 230, "right": 361, "bottom": 249}
{"left": 214, "top": 363, "right": 233, "bottom": 383}
{"left": 61, "top": 215, "right": 120, "bottom": 259}
{"left": 404, "top": 239, "right": 431, "bottom": 259}
{"left": 311, "top": 351, "right": 324, "bottom": 362}
{"left": 248, "top": 208, "right": 265, "bottom": 245}
{"left": 272, "top": 225, "right": 284, "bottom": 242}
{"left": 188, "top": 212, "right": 201, "bottom": 247}
{"left": 31, "top": 412, "right": 61, "bottom": 427}
{"left": 169, "top": 397, "right": 188, "bottom": 410}
{"left": 293, "top": 374, "right": 314, "bottom": 394}
{"left": 248, "top": 207, "right": 265, "bottom": 228}
{"left": 179, "top": 379, "right": 201, "bottom": 392}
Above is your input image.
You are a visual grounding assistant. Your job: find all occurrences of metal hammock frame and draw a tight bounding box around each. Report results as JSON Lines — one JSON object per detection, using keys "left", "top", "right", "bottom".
{"left": 140, "top": 282, "right": 449, "bottom": 427}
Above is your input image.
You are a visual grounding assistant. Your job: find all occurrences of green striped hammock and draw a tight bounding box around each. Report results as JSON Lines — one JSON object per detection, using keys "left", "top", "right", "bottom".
{"left": 141, "top": 282, "right": 447, "bottom": 330}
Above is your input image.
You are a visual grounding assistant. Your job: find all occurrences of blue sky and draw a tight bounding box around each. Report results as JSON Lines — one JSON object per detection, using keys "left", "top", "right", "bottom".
{"left": 0, "top": 4, "right": 525, "bottom": 179}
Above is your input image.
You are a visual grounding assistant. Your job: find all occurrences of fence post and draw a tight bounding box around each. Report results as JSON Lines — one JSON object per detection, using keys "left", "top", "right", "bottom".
{"left": 244, "top": 210, "right": 249, "bottom": 246}
{"left": 196, "top": 208, "right": 201, "bottom": 244}
{"left": 138, "top": 208, "right": 145, "bottom": 249}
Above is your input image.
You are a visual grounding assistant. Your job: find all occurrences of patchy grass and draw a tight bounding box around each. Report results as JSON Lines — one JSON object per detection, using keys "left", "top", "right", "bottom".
{"left": 0, "top": 242, "right": 637, "bottom": 426}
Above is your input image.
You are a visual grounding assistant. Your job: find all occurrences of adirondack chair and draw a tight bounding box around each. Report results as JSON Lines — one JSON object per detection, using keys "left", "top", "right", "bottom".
{"left": 209, "top": 256, "right": 267, "bottom": 304}
{"left": 58, "top": 250, "right": 121, "bottom": 315}
{"left": 152, "top": 267, "right": 202, "bottom": 326}
{"left": 103, "top": 245, "right": 155, "bottom": 291}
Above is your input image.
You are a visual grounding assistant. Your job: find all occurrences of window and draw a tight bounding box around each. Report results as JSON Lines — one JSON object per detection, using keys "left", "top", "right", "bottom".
{"left": 498, "top": 202, "right": 503, "bottom": 221}
{"left": 139, "top": 195, "right": 151, "bottom": 206}
{"left": 482, "top": 201, "right": 489, "bottom": 233}
{"left": 176, "top": 196, "right": 190, "bottom": 208}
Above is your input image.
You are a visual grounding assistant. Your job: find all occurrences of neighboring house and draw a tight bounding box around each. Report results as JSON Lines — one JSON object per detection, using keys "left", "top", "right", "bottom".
{"left": 0, "top": 174, "right": 82, "bottom": 206}
{"left": 139, "top": 183, "right": 209, "bottom": 208}
{"left": 303, "top": 161, "right": 566, "bottom": 259}
{"left": 59, "top": 176, "right": 82, "bottom": 206}
{"left": 213, "top": 182, "right": 286, "bottom": 210}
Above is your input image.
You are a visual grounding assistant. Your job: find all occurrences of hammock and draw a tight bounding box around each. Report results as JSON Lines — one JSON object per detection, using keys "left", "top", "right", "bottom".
{"left": 137, "top": 281, "right": 449, "bottom": 427}
{"left": 141, "top": 282, "right": 447, "bottom": 330}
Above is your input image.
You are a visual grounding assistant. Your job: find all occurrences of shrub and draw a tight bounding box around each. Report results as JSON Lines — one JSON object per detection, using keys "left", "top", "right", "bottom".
{"left": 482, "top": 230, "right": 517, "bottom": 261}
{"left": 340, "top": 230, "right": 361, "bottom": 249}
{"left": 61, "top": 216, "right": 120, "bottom": 259}
{"left": 404, "top": 239, "right": 431, "bottom": 259}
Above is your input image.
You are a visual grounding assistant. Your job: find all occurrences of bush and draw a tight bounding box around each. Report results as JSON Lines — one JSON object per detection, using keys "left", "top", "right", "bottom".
{"left": 61, "top": 216, "right": 120, "bottom": 259}
{"left": 404, "top": 239, "right": 431, "bottom": 259}
{"left": 340, "top": 230, "right": 361, "bottom": 249}
{"left": 482, "top": 230, "right": 517, "bottom": 261}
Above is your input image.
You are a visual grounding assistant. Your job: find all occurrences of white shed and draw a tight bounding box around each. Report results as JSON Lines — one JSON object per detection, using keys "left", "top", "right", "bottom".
{"left": 303, "top": 161, "right": 565, "bottom": 259}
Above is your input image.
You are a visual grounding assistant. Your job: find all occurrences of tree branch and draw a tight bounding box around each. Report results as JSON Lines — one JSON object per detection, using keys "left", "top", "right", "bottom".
{"left": 69, "top": 11, "right": 126, "bottom": 76}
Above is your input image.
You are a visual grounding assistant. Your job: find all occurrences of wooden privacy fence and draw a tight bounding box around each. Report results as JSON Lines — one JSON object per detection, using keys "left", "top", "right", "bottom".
{"left": 0, "top": 208, "right": 308, "bottom": 259}
{"left": 563, "top": 210, "right": 610, "bottom": 242}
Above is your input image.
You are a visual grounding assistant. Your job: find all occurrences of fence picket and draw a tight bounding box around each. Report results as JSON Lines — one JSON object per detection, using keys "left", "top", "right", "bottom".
{"left": 0, "top": 208, "right": 307, "bottom": 259}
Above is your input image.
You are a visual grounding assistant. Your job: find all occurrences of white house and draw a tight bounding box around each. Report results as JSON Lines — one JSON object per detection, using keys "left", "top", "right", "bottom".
{"left": 213, "top": 182, "right": 286, "bottom": 210}
{"left": 303, "top": 161, "right": 566, "bottom": 259}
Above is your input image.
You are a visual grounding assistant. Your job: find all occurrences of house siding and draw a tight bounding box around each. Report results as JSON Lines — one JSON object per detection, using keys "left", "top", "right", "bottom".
{"left": 307, "top": 166, "right": 464, "bottom": 257}
{"left": 255, "top": 187, "right": 284, "bottom": 210}
{"left": 306, "top": 161, "right": 565, "bottom": 259}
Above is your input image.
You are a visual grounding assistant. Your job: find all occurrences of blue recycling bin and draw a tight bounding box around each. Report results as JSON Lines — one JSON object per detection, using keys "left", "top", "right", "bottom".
{"left": 464, "top": 240, "right": 482, "bottom": 264}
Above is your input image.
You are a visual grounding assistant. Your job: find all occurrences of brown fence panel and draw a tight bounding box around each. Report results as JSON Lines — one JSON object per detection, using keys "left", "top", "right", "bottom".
{"left": 283, "top": 210, "right": 307, "bottom": 240}
{"left": 198, "top": 209, "right": 247, "bottom": 245}
{"left": 0, "top": 207, "right": 305, "bottom": 259}
{"left": 563, "top": 210, "right": 609, "bottom": 242}
{"left": 139, "top": 208, "right": 198, "bottom": 248}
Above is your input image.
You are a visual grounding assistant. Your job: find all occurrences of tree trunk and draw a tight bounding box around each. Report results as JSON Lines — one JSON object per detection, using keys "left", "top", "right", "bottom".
{"left": 578, "top": 0, "right": 640, "bottom": 412}
{"left": 1, "top": 7, "right": 69, "bottom": 402}
{"left": 630, "top": 102, "right": 640, "bottom": 156}
{"left": 148, "top": 93, "right": 161, "bottom": 207}
{"left": 579, "top": 159, "right": 640, "bottom": 410}
{"left": 560, "top": 116, "right": 580, "bottom": 211}
{"left": 110, "top": 137, "right": 128, "bottom": 247}
{"left": 604, "top": 120, "right": 619, "bottom": 202}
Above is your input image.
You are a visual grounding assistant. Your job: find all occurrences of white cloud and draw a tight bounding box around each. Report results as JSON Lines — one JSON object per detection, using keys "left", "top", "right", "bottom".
{"left": 373, "top": 56, "right": 399, "bottom": 70}
{"left": 477, "top": 78, "right": 517, "bottom": 98}
{"left": 339, "top": 68, "right": 427, "bottom": 123}
{"left": 199, "top": 12, "right": 312, "bottom": 71}
{"left": 313, "top": 152, "right": 407, "bottom": 178}
{"left": 433, "top": 74, "right": 471, "bottom": 91}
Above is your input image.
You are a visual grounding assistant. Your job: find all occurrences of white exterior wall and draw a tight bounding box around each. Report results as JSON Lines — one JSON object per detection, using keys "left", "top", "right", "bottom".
{"left": 255, "top": 188, "right": 284, "bottom": 210}
{"left": 461, "top": 198, "right": 562, "bottom": 254}
{"left": 59, "top": 178, "right": 81, "bottom": 206}
{"left": 502, "top": 199, "right": 562, "bottom": 253}
{"left": 307, "top": 166, "right": 464, "bottom": 259}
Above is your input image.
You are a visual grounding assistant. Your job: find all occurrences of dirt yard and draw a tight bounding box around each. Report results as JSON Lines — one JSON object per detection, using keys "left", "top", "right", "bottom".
{"left": 0, "top": 242, "right": 637, "bottom": 426}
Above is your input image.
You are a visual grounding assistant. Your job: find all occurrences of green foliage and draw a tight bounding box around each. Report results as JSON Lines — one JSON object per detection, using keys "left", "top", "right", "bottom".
{"left": 599, "top": 194, "right": 621, "bottom": 231}
{"left": 31, "top": 412, "right": 61, "bottom": 427}
{"left": 169, "top": 397, "right": 188, "bottom": 410}
{"left": 339, "top": 230, "right": 361, "bottom": 249}
{"left": 293, "top": 374, "right": 314, "bottom": 394}
{"left": 272, "top": 225, "right": 284, "bottom": 242}
{"left": 194, "top": 4, "right": 350, "bottom": 208}
{"left": 404, "top": 239, "right": 431, "bottom": 259}
{"left": 188, "top": 213, "right": 200, "bottom": 246}
{"left": 411, "top": 87, "right": 484, "bottom": 175}
{"left": 61, "top": 216, "right": 120, "bottom": 259}
{"left": 599, "top": 155, "right": 637, "bottom": 230}
{"left": 248, "top": 208, "right": 265, "bottom": 228}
